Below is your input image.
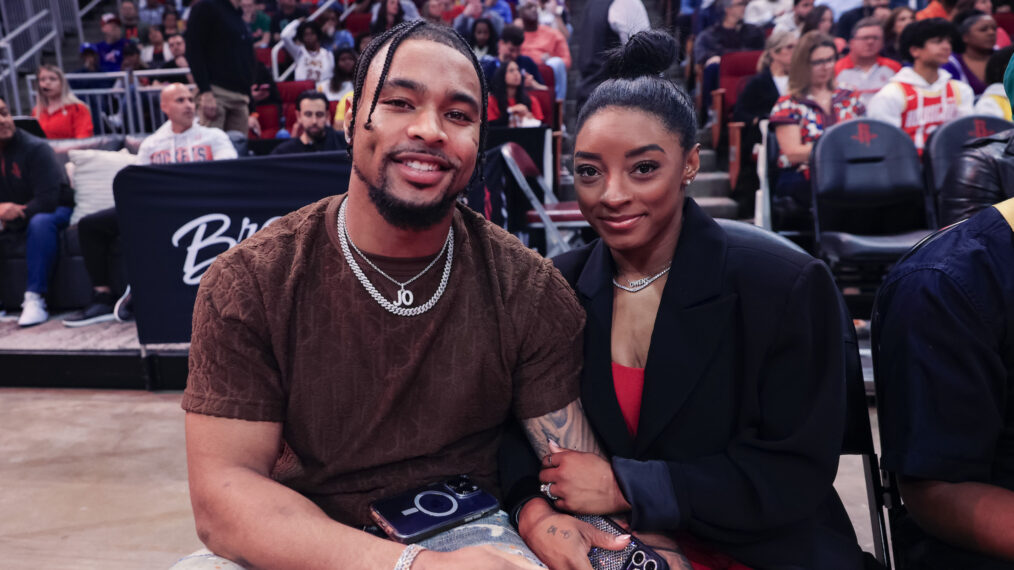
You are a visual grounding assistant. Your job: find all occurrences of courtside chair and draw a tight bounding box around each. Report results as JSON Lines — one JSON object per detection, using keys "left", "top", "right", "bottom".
{"left": 922, "top": 115, "right": 1013, "bottom": 227}
{"left": 809, "top": 118, "right": 932, "bottom": 314}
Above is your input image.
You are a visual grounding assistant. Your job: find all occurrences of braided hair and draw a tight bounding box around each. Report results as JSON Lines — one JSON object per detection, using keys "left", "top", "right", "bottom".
{"left": 347, "top": 20, "right": 489, "bottom": 181}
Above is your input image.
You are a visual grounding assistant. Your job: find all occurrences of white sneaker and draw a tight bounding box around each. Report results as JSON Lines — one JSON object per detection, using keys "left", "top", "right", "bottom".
{"left": 18, "top": 292, "right": 49, "bottom": 327}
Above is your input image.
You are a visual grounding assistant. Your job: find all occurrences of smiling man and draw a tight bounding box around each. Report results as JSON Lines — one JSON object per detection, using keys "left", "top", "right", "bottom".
{"left": 177, "top": 20, "right": 620, "bottom": 570}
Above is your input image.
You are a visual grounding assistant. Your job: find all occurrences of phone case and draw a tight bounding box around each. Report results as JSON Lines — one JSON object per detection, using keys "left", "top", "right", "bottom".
{"left": 369, "top": 476, "right": 500, "bottom": 544}
{"left": 579, "top": 515, "right": 670, "bottom": 570}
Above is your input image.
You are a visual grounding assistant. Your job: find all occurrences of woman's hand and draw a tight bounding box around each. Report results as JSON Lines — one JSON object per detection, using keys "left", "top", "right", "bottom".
{"left": 508, "top": 103, "right": 533, "bottom": 120}
{"left": 518, "top": 498, "right": 631, "bottom": 570}
{"left": 540, "top": 440, "right": 631, "bottom": 515}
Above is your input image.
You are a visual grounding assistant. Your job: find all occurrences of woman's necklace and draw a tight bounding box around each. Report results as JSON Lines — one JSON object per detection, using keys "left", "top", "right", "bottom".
{"left": 337, "top": 198, "right": 454, "bottom": 317}
{"left": 612, "top": 264, "right": 672, "bottom": 293}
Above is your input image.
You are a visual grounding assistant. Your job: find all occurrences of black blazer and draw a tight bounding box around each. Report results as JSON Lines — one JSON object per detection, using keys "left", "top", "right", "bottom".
{"left": 551, "top": 199, "right": 862, "bottom": 570}
{"left": 732, "top": 69, "right": 782, "bottom": 128}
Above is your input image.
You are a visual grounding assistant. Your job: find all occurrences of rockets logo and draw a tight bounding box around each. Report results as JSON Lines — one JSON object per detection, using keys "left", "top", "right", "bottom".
{"left": 969, "top": 119, "right": 995, "bottom": 139}
{"left": 851, "top": 123, "right": 877, "bottom": 147}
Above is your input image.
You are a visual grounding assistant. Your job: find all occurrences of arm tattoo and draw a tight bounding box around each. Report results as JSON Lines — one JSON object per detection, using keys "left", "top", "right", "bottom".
{"left": 521, "top": 399, "right": 604, "bottom": 458}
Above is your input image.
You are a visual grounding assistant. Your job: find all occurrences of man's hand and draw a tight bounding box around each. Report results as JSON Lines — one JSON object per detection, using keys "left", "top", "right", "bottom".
{"left": 463, "top": 0, "right": 483, "bottom": 18}
{"left": 251, "top": 83, "right": 270, "bottom": 103}
{"left": 0, "top": 202, "right": 26, "bottom": 222}
{"left": 518, "top": 498, "right": 630, "bottom": 570}
{"left": 540, "top": 440, "right": 630, "bottom": 515}
{"left": 414, "top": 545, "right": 546, "bottom": 570}
{"left": 705, "top": 55, "right": 721, "bottom": 67}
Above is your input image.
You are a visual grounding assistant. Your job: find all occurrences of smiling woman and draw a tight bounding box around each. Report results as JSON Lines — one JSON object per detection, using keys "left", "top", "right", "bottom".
{"left": 509, "top": 28, "right": 866, "bottom": 570}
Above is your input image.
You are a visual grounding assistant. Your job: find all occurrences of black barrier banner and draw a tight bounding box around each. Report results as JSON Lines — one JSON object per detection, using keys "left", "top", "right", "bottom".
{"left": 114, "top": 151, "right": 351, "bottom": 344}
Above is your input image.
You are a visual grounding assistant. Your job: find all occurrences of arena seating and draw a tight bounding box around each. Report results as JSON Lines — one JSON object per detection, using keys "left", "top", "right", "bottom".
{"left": 810, "top": 118, "right": 933, "bottom": 312}
{"left": 923, "top": 115, "right": 1014, "bottom": 227}
{"left": 710, "top": 50, "right": 762, "bottom": 149}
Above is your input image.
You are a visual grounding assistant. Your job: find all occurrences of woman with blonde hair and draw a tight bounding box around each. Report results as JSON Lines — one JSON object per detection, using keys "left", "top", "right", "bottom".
{"left": 32, "top": 63, "right": 94, "bottom": 139}
{"left": 731, "top": 30, "right": 797, "bottom": 215}
{"left": 768, "top": 31, "right": 863, "bottom": 228}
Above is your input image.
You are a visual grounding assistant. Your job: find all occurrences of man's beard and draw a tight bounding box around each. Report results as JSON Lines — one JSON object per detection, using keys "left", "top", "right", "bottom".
{"left": 353, "top": 159, "right": 465, "bottom": 231}
{"left": 306, "top": 125, "right": 325, "bottom": 141}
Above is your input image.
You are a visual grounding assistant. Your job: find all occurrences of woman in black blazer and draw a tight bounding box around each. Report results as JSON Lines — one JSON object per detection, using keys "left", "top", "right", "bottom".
{"left": 512, "top": 30, "right": 864, "bottom": 570}
{"left": 731, "top": 30, "right": 796, "bottom": 215}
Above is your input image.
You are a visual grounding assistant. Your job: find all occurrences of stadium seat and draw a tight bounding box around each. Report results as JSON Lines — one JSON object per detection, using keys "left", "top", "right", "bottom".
{"left": 253, "top": 104, "right": 281, "bottom": 139}
{"left": 284, "top": 103, "right": 297, "bottom": 133}
{"left": 500, "top": 142, "right": 582, "bottom": 257}
{"left": 710, "top": 50, "right": 761, "bottom": 149}
{"left": 810, "top": 119, "right": 932, "bottom": 312}
{"left": 528, "top": 89, "right": 555, "bottom": 129}
{"left": 344, "top": 12, "right": 372, "bottom": 38}
{"left": 255, "top": 47, "right": 272, "bottom": 68}
{"left": 922, "top": 115, "right": 1013, "bottom": 227}
{"left": 278, "top": 80, "right": 316, "bottom": 105}
{"left": 996, "top": 12, "right": 1014, "bottom": 37}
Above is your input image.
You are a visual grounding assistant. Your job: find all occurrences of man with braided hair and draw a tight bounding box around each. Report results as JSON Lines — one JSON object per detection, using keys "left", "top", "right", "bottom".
{"left": 176, "top": 20, "right": 629, "bottom": 570}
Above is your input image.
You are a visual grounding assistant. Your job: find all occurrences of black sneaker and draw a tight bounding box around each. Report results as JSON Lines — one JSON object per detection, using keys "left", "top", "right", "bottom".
{"left": 114, "top": 285, "right": 133, "bottom": 322}
{"left": 62, "top": 292, "right": 116, "bottom": 327}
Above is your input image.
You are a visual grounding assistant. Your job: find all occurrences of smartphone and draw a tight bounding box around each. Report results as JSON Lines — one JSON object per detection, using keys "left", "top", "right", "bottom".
{"left": 579, "top": 515, "right": 670, "bottom": 570}
{"left": 369, "top": 475, "right": 500, "bottom": 543}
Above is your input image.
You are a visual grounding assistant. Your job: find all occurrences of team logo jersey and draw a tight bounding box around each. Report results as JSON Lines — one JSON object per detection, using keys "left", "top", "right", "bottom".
{"left": 898, "top": 81, "right": 961, "bottom": 151}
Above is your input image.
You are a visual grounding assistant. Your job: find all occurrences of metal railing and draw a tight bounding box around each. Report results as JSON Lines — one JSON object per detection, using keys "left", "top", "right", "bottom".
{"left": 0, "top": 6, "right": 63, "bottom": 115}
{"left": 270, "top": 0, "right": 341, "bottom": 82}
{"left": 58, "top": 0, "right": 108, "bottom": 47}
{"left": 0, "top": 0, "right": 64, "bottom": 70}
{"left": 26, "top": 68, "right": 195, "bottom": 135}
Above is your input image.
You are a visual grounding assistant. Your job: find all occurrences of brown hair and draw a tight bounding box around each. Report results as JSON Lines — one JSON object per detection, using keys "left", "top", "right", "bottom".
{"left": 788, "top": 31, "right": 837, "bottom": 97}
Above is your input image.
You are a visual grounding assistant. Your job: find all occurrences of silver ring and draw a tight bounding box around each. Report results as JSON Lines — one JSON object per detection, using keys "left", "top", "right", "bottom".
{"left": 540, "top": 482, "right": 559, "bottom": 501}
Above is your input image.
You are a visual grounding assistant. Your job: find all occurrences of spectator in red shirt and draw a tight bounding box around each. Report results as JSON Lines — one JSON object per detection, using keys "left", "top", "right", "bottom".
{"left": 31, "top": 64, "right": 94, "bottom": 140}
{"left": 517, "top": 0, "right": 570, "bottom": 101}
{"left": 487, "top": 59, "right": 544, "bottom": 125}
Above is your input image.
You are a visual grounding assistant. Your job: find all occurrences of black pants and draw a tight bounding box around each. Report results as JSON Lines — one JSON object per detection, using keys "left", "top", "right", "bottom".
{"left": 77, "top": 207, "right": 120, "bottom": 289}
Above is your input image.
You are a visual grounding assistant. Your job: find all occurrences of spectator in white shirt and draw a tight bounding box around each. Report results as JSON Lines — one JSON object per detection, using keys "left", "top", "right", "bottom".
{"left": 834, "top": 18, "right": 902, "bottom": 105}
{"left": 746, "top": 0, "right": 794, "bottom": 26}
{"left": 774, "top": 0, "right": 814, "bottom": 33}
{"left": 282, "top": 18, "right": 336, "bottom": 83}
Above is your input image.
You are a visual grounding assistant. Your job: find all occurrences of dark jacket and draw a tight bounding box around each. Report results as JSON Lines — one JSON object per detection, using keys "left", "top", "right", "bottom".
{"left": 733, "top": 69, "right": 781, "bottom": 127}
{"left": 185, "top": 0, "right": 256, "bottom": 95}
{"left": 693, "top": 22, "right": 765, "bottom": 65}
{"left": 0, "top": 130, "right": 73, "bottom": 231}
{"left": 938, "top": 128, "right": 1014, "bottom": 226}
{"left": 553, "top": 199, "right": 862, "bottom": 569}
{"left": 270, "top": 127, "right": 345, "bottom": 155}
{"left": 836, "top": 5, "right": 874, "bottom": 41}
{"left": 576, "top": 0, "right": 621, "bottom": 108}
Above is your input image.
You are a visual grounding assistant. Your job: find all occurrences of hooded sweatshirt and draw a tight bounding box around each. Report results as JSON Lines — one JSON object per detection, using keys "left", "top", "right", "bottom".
{"left": 866, "top": 67, "right": 974, "bottom": 152}
{"left": 974, "top": 83, "right": 1012, "bottom": 121}
{"left": 136, "top": 120, "right": 238, "bottom": 165}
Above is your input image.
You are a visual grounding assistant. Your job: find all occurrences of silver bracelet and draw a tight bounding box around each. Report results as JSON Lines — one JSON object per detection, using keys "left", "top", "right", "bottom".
{"left": 394, "top": 544, "right": 426, "bottom": 570}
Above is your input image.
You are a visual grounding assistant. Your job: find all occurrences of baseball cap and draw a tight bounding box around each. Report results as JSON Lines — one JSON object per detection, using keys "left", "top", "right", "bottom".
{"left": 101, "top": 13, "right": 122, "bottom": 26}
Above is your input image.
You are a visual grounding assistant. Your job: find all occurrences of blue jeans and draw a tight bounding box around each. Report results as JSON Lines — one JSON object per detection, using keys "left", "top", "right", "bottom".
{"left": 169, "top": 511, "right": 545, "bottom": 569}
{"left": 26, "top": 206, "right": 73, "bottom": 294}
{"left": 544, "top": 56, "right": 568, "bottom": 102}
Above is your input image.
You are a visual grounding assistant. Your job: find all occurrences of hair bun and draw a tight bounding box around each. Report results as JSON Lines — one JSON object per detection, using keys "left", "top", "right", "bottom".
{"left": 606, "top": 30, "right": 678, "bottom": 80}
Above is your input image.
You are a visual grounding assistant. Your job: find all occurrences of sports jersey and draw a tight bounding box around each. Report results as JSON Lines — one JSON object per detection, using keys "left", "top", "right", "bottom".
{"left": 281, "top": 19, "right": 336, "bottom": 83}
{"left": 136, "top": 120, "right": 238, "bottom": 165}
{"left": 866, "top": 67, "right": 974, "bottom": 152}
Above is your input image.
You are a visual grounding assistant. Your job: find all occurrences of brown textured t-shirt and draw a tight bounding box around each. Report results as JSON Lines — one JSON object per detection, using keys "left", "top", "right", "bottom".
{"left": 182, "top": 195, "right": 584, "bottom": 525}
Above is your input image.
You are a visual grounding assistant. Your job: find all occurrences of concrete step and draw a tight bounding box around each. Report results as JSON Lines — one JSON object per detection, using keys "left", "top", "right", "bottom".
{"left": 698, "top": 148, "right": 717, "bottom": 172}
{"left": 687, "top": 171, "right": 730, "bottom": 198}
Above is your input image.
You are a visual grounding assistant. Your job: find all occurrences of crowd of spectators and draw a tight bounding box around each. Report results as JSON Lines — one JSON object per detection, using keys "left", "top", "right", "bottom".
{"left": 2, "top": 1, "right": 1014, "bottom": 568}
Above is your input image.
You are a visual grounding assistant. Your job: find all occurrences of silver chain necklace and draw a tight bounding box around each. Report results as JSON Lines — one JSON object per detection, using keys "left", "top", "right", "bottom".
{"left": 337, "top": 198, "right": 454, "bottom": 317}
{"left": 612, "top": 264, "right": 672, "bottom": 293}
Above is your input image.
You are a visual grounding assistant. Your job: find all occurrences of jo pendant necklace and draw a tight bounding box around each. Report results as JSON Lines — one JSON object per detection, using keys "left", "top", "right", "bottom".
{"left": 337, "top": 198, "right": 454, "bottom": 316}
{"left": 612, "top": 264, "right": 672, "bottom": 293}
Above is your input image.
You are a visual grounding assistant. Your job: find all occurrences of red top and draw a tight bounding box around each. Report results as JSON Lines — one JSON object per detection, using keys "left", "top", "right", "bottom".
{"left": 486, "top": 94, "right": 544, "bottom": 124}
{"left": 32, "top": 102, "right": 94, "bottom": 140}
{"left": 611, "top": 362, "right": 645, "bottom": 438}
